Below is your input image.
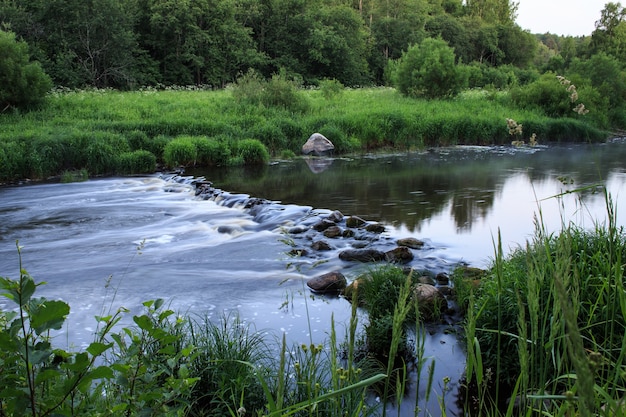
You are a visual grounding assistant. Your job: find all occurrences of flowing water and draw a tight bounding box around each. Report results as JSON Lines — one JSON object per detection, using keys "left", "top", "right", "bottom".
{"left": 1, "top": 140, "right": 625, "bottom": 414}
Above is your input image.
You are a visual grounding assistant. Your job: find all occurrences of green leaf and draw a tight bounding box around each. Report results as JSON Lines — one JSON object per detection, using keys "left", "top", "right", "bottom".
{"left": 35, "top": 368, "right": 62, "bottom": 385}
{"left": 86, "top": 342, "right": 112, "bottom": 357}
{"left": 30, "top": 299, "right": 70, "bottom": 334}
{"left": 28, "top": 346, "right": 53, "bottom": 365}
{"left": 133, "top": 314, "right": 153, "bottom": 331}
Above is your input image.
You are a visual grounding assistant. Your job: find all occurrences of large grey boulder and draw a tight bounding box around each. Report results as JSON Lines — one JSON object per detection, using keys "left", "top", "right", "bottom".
{"left": 302, "top": 133, "right": 335, "bottom": 156}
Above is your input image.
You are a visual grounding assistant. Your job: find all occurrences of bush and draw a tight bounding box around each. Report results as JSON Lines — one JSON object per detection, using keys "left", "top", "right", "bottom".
{"left": 510, "top": 72, "right": 571, "bottom": 117}
{"left": 234, "top": 139, "right": 269, "bottom": 165}
{"left": 163, "top": 136, "right": 198, "bottom": 168}
{"left": 116, "top": 150, "right": 157, "bottom": 174}
{"left": 393, "top": 38, "right": 464, "bottom": 99}
{"left": 0, "top": 30, "right": 52, "bottom": 111}
{"left": 232, "top": 68, "right": 310, "bottom": 113}
{"left": 262, "top": 70, "right": 310, "bottom": 113}
{"left": 319, "top": 78, "right": 344, "bottom": 99}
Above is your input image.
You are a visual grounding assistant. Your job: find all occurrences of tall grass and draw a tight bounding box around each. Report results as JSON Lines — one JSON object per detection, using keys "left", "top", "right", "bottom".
{"left": 455, "top": 188, "right": 626, "bottom": 416}
{"left": 0, "top": 87, "right": 609, "bottom": 182}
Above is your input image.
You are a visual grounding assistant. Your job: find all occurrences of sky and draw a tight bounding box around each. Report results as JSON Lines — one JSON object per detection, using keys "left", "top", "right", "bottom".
{"left": 515, "top": 0, "right": 606, "bottom": 36}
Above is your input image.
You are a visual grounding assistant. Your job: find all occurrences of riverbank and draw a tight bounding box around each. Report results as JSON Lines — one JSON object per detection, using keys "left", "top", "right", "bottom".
{"left": 0, "top": 87, "right": 610, "bottom": 184}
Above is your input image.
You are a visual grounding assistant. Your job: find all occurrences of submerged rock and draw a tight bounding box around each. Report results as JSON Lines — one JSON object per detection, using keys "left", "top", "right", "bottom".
{"left": 307, "top": 271, "right": 347, "bottom": 293}
{"left": 311, "top": 240, "right": 332, "bottom": 251}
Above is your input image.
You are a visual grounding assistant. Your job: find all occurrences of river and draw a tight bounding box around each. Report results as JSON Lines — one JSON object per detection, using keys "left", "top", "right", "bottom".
{"left": 1, "top": 140, "right": 625, "bottom": 414}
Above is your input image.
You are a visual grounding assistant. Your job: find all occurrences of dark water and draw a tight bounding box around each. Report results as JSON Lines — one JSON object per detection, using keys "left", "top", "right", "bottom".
{"left": 1, "top": 140, "right": 625, "bottom": 415}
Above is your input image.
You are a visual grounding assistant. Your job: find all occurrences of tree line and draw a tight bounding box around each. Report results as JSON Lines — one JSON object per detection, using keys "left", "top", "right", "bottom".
{"left": 1, "top": 0, "right": 622, "bottom": 90}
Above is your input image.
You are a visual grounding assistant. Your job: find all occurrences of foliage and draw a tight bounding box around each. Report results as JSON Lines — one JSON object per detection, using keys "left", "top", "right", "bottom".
{"left": 392, "top": 38, "right": 465, "bottom": 99}
{"left": 568, "top": 52, "right": 626, "bottom": 127}
{"left": 319, "top": 78, "right": 344, "bottom": 100}
{"left": 116, "top": 150, "right": 157, "bottom": 174}
{"left": 234, "top": 139, "right": 270, "bottom": 165}
{"left": 355, "top": 266, "right": 418, "bottom": 359}
{"left": 61, "top": 169, "right": 89, "bottom": 183}
{"left": 232, "top": 68, "right": 310, "bottom": 113}
{"left": 0, "top": 245, "right": 385, "bottom": 416}
{"left": 192, "top": 136, "right": 231, "bottom": 167}
{"left": 0, "top": 242, "right": 115, "bottom": 416}
{"left": 0, "top": 30, "right": 52, "bottom": 111}
{"left": 163, "top": 136, "right": 198, "bottom": 168}
{"left": 455, "top": 191, "right": 626, "bottom": 415}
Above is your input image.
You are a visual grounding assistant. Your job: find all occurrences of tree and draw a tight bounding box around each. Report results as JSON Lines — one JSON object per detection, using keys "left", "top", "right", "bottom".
{"left": 465, "top": 0, "right": 518, "bottom": 25}
{"left": 392, "top": 37, "right": 464, "bottom": 98}
{"left": 304, "top": 5, "right": 372, "bottom": 86}
{"left": 591, "top": 2, "right": 626, "bottom": 61}
{"left": 0, "top": 29, "right": 51, "bottom": 111}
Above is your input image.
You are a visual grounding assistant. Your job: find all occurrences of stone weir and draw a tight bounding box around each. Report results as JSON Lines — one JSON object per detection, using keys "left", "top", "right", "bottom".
{"left": 170, "top": 175, "right": 462, "bottom": 322}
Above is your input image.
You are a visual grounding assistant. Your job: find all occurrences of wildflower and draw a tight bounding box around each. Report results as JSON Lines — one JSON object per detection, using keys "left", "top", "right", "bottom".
{"left": 573, "top": 103, "right": 589, "bottom": 115}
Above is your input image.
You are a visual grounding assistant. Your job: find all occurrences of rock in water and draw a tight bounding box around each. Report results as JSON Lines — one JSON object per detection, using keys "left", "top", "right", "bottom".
{"left": 339, "top": 248, "right": 386, "bottom": 262}
{"left": 302, "top": 133, "right": 335, "bottom": 156}
{"left": 412, "top": 284, "right": 446, "bottom": 320}
{"left": 307, "top": 271, "right": 347, "bottom": 293}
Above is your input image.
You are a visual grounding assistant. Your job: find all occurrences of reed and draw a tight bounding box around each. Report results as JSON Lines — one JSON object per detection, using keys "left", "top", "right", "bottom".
{"left": 456, "top": 188, "right": 626, "bottom": 416}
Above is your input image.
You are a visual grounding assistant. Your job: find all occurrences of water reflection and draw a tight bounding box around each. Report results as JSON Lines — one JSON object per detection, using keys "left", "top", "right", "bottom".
{"left": 190, "top": 141, "right": 626, "bottom": 266}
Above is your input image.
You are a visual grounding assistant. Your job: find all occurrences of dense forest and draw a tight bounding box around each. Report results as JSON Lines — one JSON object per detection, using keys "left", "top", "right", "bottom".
{"left": 1, "top": 0, "right": 625, "bottom": 89}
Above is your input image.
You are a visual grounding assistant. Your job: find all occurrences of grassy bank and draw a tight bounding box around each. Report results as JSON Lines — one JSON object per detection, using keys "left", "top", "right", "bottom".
{"left": 0, "top": 87, "right": 609, "bottom": 183}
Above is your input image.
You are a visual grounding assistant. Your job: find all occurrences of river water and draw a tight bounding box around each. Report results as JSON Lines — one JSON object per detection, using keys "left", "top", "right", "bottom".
{"left": 1, "top": 140, "right": 625, "bottom": 414}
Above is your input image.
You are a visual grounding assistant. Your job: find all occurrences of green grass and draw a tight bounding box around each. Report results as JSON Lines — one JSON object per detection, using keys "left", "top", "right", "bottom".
{"left": 0, "top": 87, "right": 609, "bottom": 183}
{"left": 454, "top": 189, "right": 626, "bottom": 416}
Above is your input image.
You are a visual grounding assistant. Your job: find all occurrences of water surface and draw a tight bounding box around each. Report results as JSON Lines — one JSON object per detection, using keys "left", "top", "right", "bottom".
{"left": 1, "top": 140, "right": 625, "bottom": 414}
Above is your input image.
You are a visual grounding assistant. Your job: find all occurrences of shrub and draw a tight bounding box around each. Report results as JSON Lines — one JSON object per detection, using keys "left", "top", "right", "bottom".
{"left": 231, "top": 68, "right": 265, "bottom": 106}
{"left": 234, "top": 139, "right": 269, "bottom": 165}
{"left": 319, "top": 78, "right": 344, "bottom": 99}
{"left": 85, "top": 132, "right": 130, "bottom": 175}
{"left": 356, "top": 266, "right": 417, "bottom": 358}
{"left": 28, "top": 137, "right": 67, "bottom": 178}
{"left": 116, "top": 150, "right": 157, "bottom": 174}
{"left": 510, "top": 72, "right": 571, "bottom": 118}
{"left": 163, "top": 136, "right": 197, "bottom": 168}
{"left": 262, "top": 70, "right": 310, "bottom": 113}
{"left": 393, "top": 38, "right": 464, "bottom": 99}
{"left": 0, "top": 30, "right": 52, "bottom": 111}
{"left": 231, "top": 68, "right": 310, "bottom": 113}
